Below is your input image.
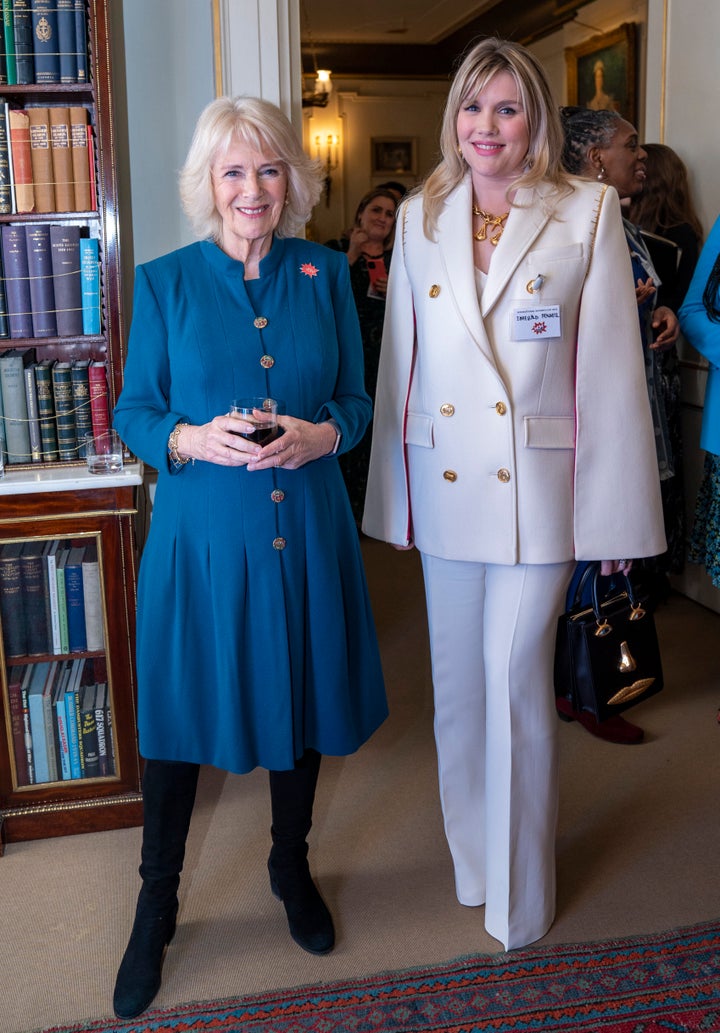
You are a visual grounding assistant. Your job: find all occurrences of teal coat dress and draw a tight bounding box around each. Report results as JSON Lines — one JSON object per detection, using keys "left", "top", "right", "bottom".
{"left": 114, "top": 237, "right": 388, "bottom": 773}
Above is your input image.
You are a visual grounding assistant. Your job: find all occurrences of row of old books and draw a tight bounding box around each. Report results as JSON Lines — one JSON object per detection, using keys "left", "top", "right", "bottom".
{"left": 0, "top": 536, "right": 104, "bottom": 659}
{"left": 0, "top": 351, "right": 109, "bottom": 463}
{"left": 0, "top": 223, "right": 101, "bottom": 338}
{"left": 0, "top": 102, "right": 95, "bottom": 214}
{"left": 8, "top": 660, "right": 114, "bottom": 786}
{"left": 1, "top": 0, "right": 88, "bottom": 86}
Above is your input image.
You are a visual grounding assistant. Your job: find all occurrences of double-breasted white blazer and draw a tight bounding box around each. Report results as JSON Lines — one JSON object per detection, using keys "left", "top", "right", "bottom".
{"left": 363, "top": 175, "right": 666, "bottom": 564}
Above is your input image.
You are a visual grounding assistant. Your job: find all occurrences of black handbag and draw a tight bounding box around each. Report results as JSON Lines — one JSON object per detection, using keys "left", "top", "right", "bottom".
{"left": 554, "top": 563, "right": 664, "bottom": 722}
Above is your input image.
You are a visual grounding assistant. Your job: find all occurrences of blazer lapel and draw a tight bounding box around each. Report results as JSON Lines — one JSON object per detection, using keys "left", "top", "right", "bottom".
{"left": 437, "top": 177, "right": 495, "bottom": 365}
{"left": 480, "top": 184, "right": 554, "bottom": 317}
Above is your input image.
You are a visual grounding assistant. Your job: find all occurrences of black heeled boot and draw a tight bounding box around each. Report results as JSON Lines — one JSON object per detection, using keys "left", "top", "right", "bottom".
{"left": 268, "top": 748, "right": 335, "bottom": 955}
{"left": 113, "top": 759, "right": 199, "bottom": 1019}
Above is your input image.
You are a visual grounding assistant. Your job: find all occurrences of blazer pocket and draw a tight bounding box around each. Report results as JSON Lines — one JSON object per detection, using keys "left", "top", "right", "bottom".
{"left": 526, "top": 242, "right": 584, "bottom": 263}
{"left": 405, "top": 411, "right": 434, "bottom": 448}
{"left": 524, "top": 416, "right": 575, "bottom": 449}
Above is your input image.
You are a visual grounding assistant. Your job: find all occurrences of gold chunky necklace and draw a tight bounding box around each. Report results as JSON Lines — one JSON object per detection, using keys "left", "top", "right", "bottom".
{"left": 472, "top": 204, "right": 509, "bottom": 245}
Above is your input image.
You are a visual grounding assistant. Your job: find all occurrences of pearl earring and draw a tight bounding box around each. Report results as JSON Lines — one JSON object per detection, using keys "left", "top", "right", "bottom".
{"left": 597, "top": 165, "right": 606, "bottom": 181}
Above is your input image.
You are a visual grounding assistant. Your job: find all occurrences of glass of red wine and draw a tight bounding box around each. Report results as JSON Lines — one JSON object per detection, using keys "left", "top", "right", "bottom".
{"left": 229, "top": 397, "right": 279, "bottom": 445}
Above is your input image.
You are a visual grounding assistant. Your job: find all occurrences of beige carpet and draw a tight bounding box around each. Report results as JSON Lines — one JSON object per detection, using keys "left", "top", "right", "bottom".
{"left": 2, "top": 540, "right": 719, "bottom": 1033}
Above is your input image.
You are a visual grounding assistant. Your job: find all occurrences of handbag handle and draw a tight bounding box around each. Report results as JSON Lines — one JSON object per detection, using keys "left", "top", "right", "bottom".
{"left": 589, "top": 566, "right": 646, "bottom": 637}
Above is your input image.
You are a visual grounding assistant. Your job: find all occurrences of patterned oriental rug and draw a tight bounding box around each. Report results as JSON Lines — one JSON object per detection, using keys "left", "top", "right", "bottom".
{"left": 44, "top": 919, "right": 720, "bottom": 1033}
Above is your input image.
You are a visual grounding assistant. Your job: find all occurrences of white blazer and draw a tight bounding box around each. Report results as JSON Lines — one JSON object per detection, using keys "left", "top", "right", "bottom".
{"left": 363, "top": 175, "right": 666, "bottom": 565}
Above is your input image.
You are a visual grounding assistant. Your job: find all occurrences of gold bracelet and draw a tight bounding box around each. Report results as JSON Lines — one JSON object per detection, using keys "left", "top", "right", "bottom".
{"left": 168, "top": 423, "right": 191, "bottom": 466}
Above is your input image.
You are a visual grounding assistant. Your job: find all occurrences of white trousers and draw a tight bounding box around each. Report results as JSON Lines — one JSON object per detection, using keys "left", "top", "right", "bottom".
{"left": 421, "top": 554, "right": 574, "bottom": 950}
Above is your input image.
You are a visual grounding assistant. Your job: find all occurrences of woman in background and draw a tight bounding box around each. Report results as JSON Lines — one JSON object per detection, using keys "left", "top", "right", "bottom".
{"left": 559, "top": 107, "right": 680, "bottom": 743}
{"left": 325, "top": 188, "right": 397, "bottom": 523}
{"left": 680, "top": 214, "right": 720, "bottom": 590}
{"left": 628, "top": 143, "right": 702, "bottom": 312}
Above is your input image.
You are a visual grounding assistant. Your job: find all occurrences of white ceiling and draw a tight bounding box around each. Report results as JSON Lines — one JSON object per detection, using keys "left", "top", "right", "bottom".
{"left": 300, "top": 0, "right": 503, "bottom": 45}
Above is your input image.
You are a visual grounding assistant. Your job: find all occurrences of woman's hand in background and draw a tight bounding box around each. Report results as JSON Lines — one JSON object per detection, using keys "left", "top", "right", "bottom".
{"left": 650, "top": 305, "right": 680, "bottom": 349}
{"left": 635, "top": 276, "right": 655, "bottom": 307}
{"left": 247, "top": 416, "right": 337, "bottom": 471}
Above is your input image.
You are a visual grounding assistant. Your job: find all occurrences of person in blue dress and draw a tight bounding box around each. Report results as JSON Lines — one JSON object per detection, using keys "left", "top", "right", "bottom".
{"left": 680, "top": 214, "right": 720, "bottom": 589}
{"left": 112, "top": 96, "right": 388, "bottom": 1020}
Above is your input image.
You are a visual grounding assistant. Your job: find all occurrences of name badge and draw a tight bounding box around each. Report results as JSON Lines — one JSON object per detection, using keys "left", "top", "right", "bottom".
{"left": 512, "top": 304, "right": 561, "bottom": 340}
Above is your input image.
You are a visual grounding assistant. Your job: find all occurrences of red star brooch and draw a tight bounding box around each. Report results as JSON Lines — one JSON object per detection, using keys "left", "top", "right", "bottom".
{"left": 300, "top": 262, "right": 319, "bottom": 278}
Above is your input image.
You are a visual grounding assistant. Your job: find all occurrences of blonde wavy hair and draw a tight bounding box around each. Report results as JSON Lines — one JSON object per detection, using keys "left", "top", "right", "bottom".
{"left": 422, "top": 37, "right": 570, "bottom": 239}
{"left": 179, "top": 96, "right": 323, "bottom": 242}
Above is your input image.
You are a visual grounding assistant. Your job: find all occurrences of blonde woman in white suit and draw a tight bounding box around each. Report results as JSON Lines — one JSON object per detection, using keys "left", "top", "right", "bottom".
{"left": 363, "top": 38, "right": 666, "bottom": 951}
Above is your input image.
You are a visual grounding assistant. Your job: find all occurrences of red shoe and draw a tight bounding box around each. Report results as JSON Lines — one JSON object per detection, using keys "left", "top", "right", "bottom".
{"left": 556, "top": 696, "right": 644, "bottom": 744}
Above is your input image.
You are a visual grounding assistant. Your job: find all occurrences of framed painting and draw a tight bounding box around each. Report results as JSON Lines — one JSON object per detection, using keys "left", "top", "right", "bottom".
{"left": 565, "top": 22, "right": 637, "bottom": 126}
{"left": 371, "top": 137, "right": 417, "bottom": 177}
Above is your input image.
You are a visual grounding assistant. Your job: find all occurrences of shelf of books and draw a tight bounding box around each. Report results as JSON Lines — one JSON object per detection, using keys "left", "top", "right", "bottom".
{"left": 0, "top": 0, "right": 142, "bottom": 850}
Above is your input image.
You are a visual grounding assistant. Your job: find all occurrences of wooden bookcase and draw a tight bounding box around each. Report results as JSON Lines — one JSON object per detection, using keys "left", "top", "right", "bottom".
{"left": 0, "top": 0, "right": 142, "bottom": 850}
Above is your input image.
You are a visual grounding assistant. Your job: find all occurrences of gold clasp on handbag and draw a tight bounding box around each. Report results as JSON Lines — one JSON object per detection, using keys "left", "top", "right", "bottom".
{"left": 594, "top": 618, "right": 611, "bottom": 637}
{"left": 629, "top": 603, "right": 646, "bottom": 621}
{"left": 617, "top": 641, "right": 637, "bottom": 673}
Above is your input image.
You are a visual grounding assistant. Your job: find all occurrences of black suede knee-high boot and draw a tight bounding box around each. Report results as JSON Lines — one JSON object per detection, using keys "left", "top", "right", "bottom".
{"left": 113, "top": 759, "right": 200, "bottom": 1019}
{"left": 268, "top": 748, "right": 335, "bottom": 955}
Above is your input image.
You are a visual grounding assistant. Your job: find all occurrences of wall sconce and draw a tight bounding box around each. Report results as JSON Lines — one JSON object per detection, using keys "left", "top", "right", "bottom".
{"left": 315, "top": 132, "right": 340, "bottom": 206}
{"left": 302, "top": 68, "right": 332, "bottom": 108}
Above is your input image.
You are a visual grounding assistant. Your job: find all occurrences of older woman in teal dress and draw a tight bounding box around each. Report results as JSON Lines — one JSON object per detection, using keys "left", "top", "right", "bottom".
{"left": 112, "top": 97, "right": 387, "bottom": 1020}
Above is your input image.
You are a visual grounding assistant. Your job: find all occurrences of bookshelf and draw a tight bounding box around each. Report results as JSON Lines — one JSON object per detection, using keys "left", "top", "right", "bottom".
{"left": 0, "top": 1, "right": 142, "bottom": 850}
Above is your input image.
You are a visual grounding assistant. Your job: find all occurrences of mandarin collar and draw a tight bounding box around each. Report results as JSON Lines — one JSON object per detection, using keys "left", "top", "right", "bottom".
{"left": 200, "top": 235, "right": 286, "bottom": 278}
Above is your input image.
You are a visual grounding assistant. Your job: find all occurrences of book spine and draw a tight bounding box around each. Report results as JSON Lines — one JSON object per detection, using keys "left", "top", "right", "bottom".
{"left": 87, "top": 124, "right": 96, "bottom": 210}
{"left": 50, "top": 362, "right": 75, "bottom": 459}
{"left": 54, "top": 684, "right": 71, "bottom": 779}
{"left": 1, "top": 223, "right": 33, "bottom": 338}
{"left": 73, "top": 0, "right": 86, "bottom": 83}
{"left": 80, "top": 684, "right": 99, "bottom": 776}
{"left": 2, "top": 0, "right": 16, "bottom": 85}
{"left": 88, "top": 361, "right": 109, "bottom": 436}
{"left": 7, "top": 669, "right": 30, "bottom": 784}
{"left": 20, "top": 546, "right": 50, "bottom": 654}
{"left": 12, "top": 0, "right": 35, "bottom": 85}
{"left": 56, "top": 555, "right": 69, "bottom": 653}
{"left": 64, "top": 553, "right": 86, "bottom": 651}
{"left": 0, "top": 104, "right": 11, "bottom": 213}
{"left": 25, "top": 223, "right": 57, "bottom": 337}
{"left": 34, "top": 361, "right": 58, "bottom": 461}
{"left": 43, "top": 664, "right": 59, "bottom": 781}
{"left": 64, "top": 684, "right": 80, "bottom": 777}
{"left": 0, "top": 10, "right": 7, "bottom": 84}
{"left": 49, "top": 223, "right": 82, "bottom": 336}
{"left": 8, "top": 108, "right": 34, "bottom": 212}
{"left": 49, "top": 105, "right": 73, "bottom": 211}
{"left": 70, "top": 360, "right": 91, "bottom": 455}
{"left": 79, "top": 236, "right": 100, "bottom": 334}
{"left": 0, "top": 244, "right": 8, "bottom": 339}
{"left": 23, "top": 363, "right": 42, "bottom": 461}
{"left": 20, "top": 675, "right": 35, "bottom": 783}
{"left": 56, "top": 0, "right": 75, "bottom": 83}
{"left": 0, "top": 547, "right": 27, "bottom": 657}
{"left": 69, "top": 105, "right": 90, "bottom": 211}
{"left": 27, "top": 105, "right": 55, "bottom": 212}
{"left": 45, "top": 541, "right": 61, "bottom": 653}
{"left": 94, "top": 684, "right": 107, "bottom": 775}
{"left": 30, "top": 0, "right": 60, "bottom": 84}
{"left": 81, "top": 548, "right": 103, "bottom": 651}
{"left": 0, "top": 350, "right": 33, "bottom": 462}
{"left": 28, "top": 668, "right": 50, "bottom": 782}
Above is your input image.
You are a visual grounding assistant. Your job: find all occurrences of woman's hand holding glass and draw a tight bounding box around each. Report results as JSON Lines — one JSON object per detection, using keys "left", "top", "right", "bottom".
{"left": 171, "top": 413, "right": 337, "bottom": 469}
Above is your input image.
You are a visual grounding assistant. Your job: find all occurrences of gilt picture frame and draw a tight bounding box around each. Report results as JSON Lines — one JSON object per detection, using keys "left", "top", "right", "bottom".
{"left": 371, "top": 137, "right": 417, "bottom": 177}
{"left": 565, "top": 22, "right": 637, "bottom": 126}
